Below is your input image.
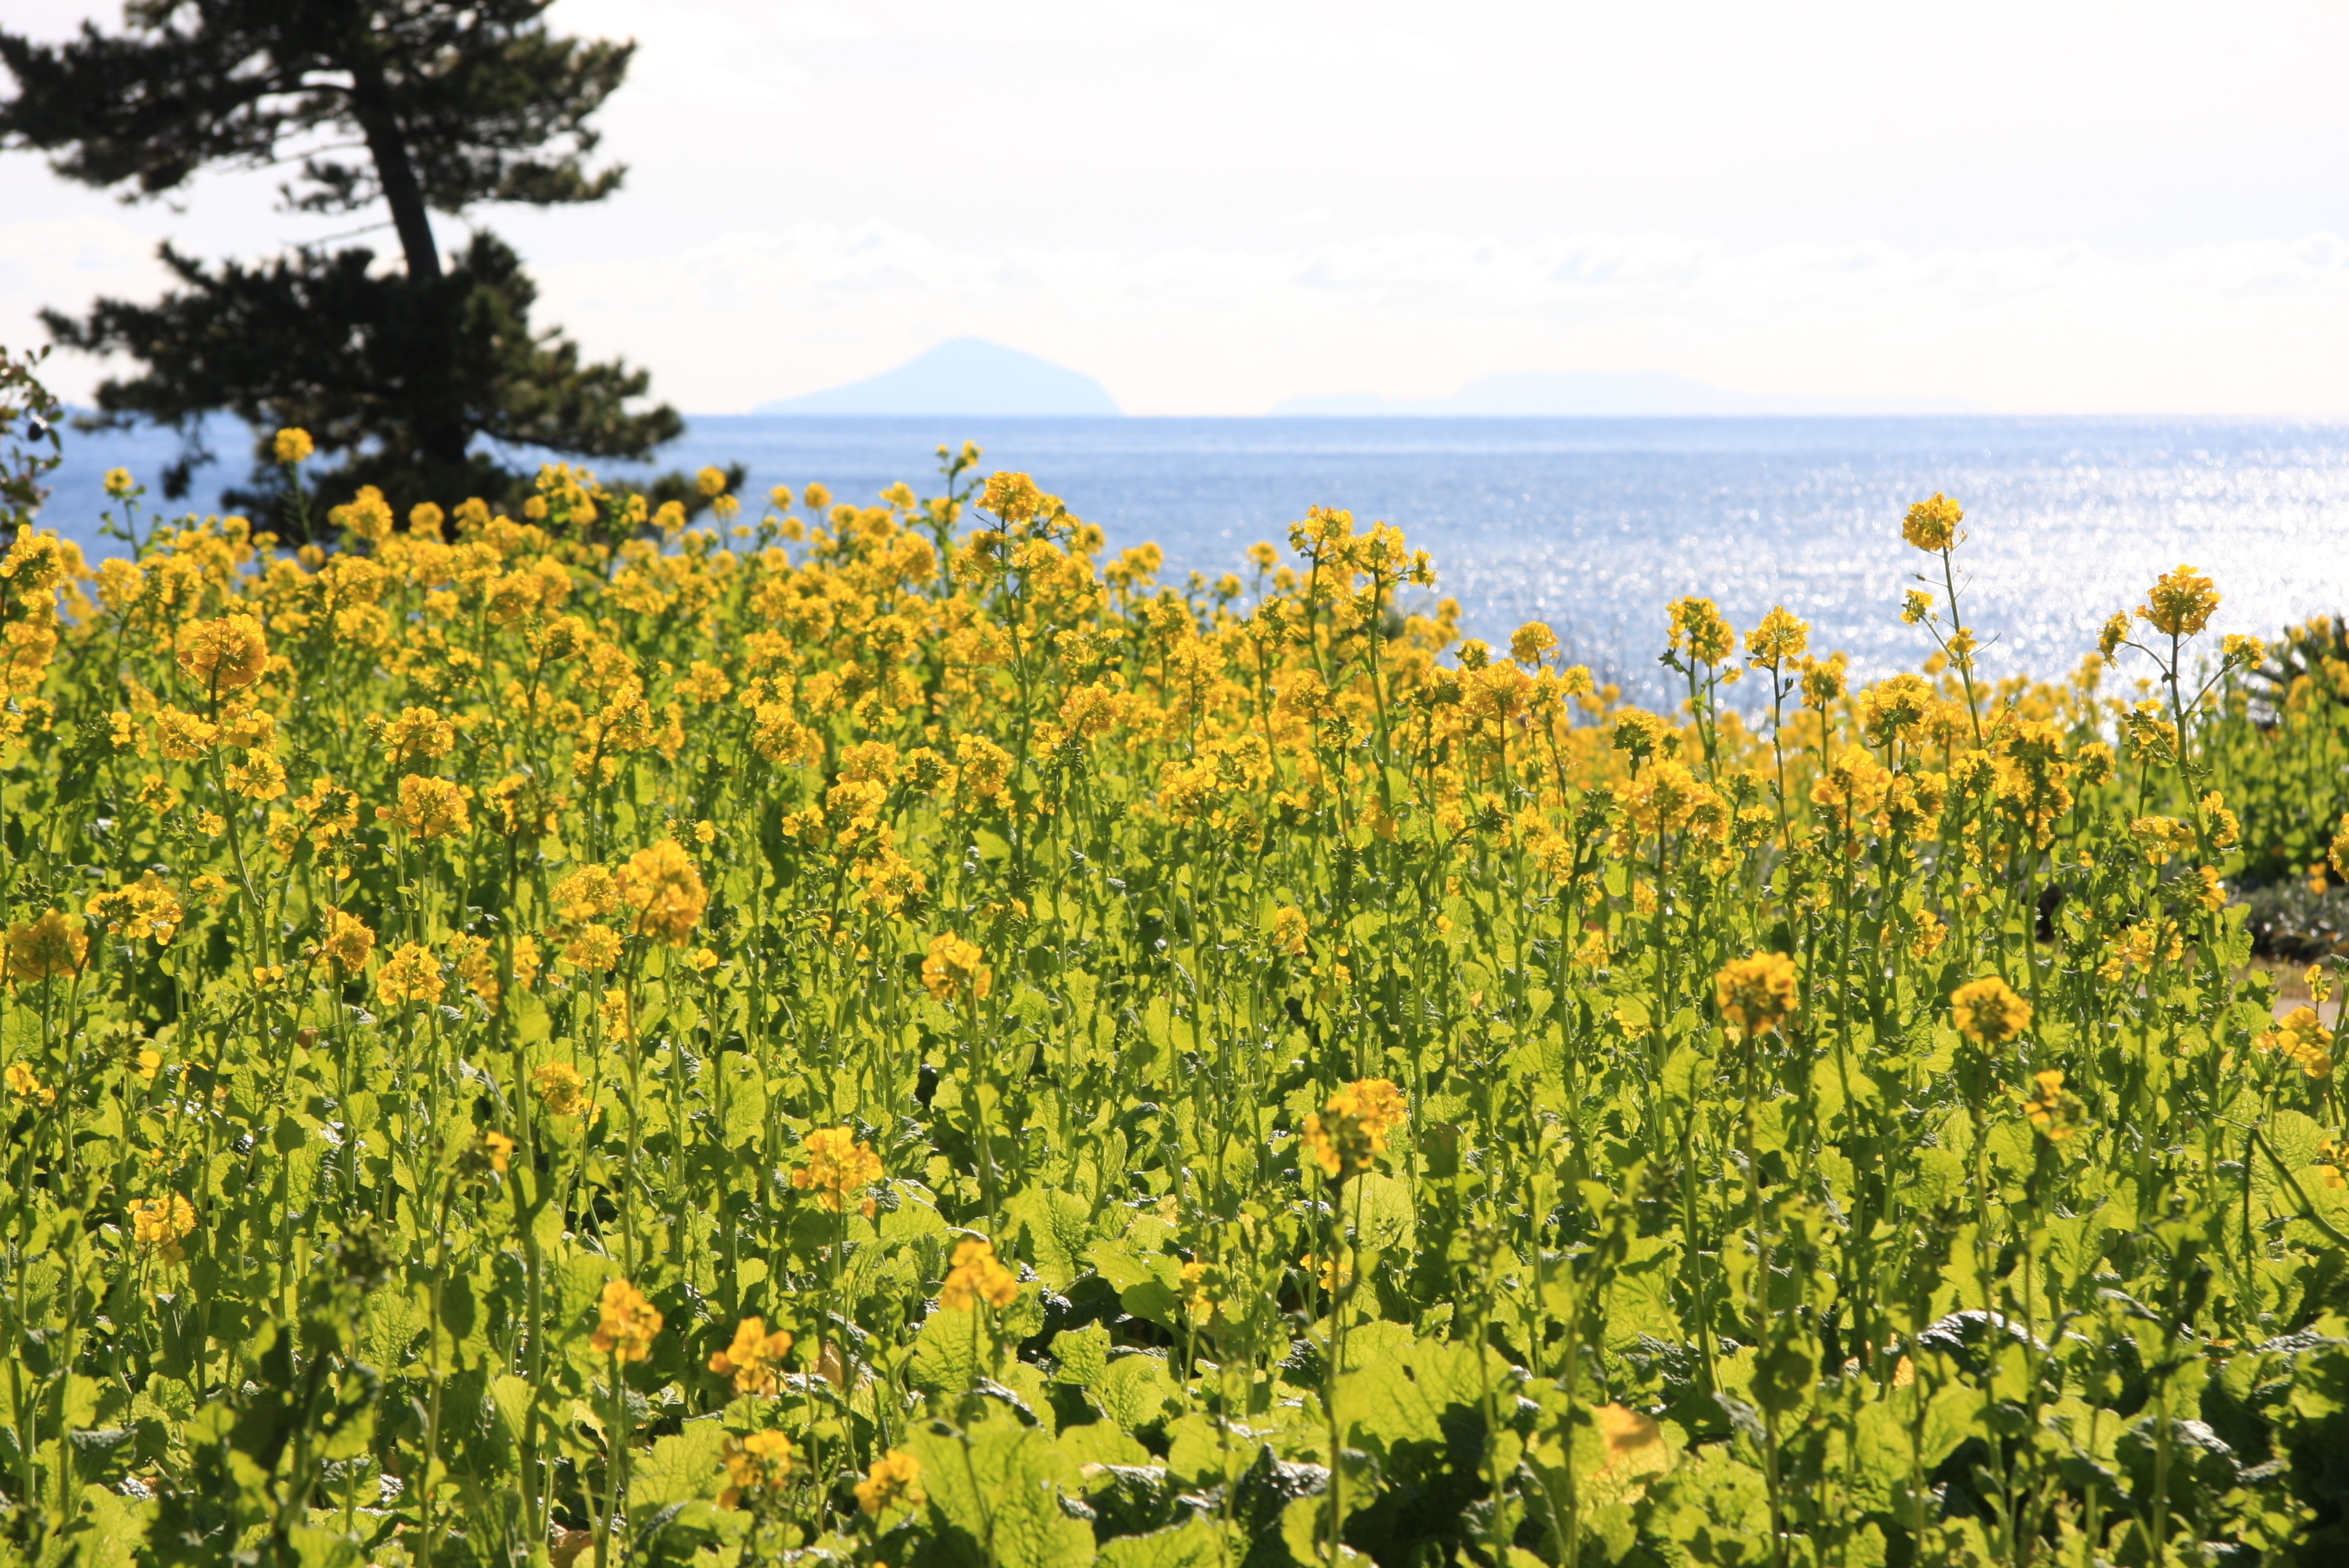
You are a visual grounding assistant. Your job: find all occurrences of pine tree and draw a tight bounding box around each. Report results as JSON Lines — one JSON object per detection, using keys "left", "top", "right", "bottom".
{"left": 0, "top": 0, "right": 682, "bottom": 514}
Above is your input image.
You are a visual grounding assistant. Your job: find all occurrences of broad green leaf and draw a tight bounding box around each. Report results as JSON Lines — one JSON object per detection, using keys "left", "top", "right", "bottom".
{"left": 1097, "top": 1515, "right": 1238, "bottom": 1568}
{"left": 631, "top": 1417, "right": 731, "bottom": 1511}
{"left": 910, "top": 1418, "right": 1095, "bottom": 1568}
{"left": 1093, "top": 1353, "right": 1178, "bottom": 1434}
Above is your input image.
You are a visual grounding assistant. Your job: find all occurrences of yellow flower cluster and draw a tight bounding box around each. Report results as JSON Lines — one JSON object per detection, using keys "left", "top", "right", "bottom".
{"left": 2139, "top": 564, "right": 2221, "bottom": 639}
{"left": 939, "top": 1236, "right": 1019, "bottom": 1311}
{"left": 129, "top": 1193, "right": 197, "bottom": 1259}
{"left": 1950, "top": 976, "right": 2032, "bottom": 1044}
{"left": 591, "top": 1277, "right": 662, "bottom": 1361}
{"left": 854, "top": 1449, "right": 923, "bottom": 1517}
{"left": 921, "top": 932, "right": 991, "bottom": 1004}
{"left": 616, "top": 837, "right": 707, "bottom": 944}
{"left": 708, "top": 1316, "right": 793, "bottom": 1395}
{"left": 2020, "top": 1069, "right": 2086, "bottom": 1142}
{"left": 5, "top": 910, "right": 86, "bottom": 982}
{"left": 1301, "top": 1078, "right": 1408, "bottom": 1180}
{"left": 1901, "top": 493, "right": 1962, "bottom": 553}
{"left": 2257, "top": 1008, "right": 2335, "bottom": 1080}
{"left": 791, "top": 1126, "right": 883, "bottom": 1213}
{"left": 718, "top": 1430, "right": 794, "bottom": 1510}
{"left": 0, "top": 446, "right": 2326, "bottom": 1554}
{"left": 1714, "top": 951, "right": 1798, "bottom": 1036}
{"left": 532, "top": 1062, "right": 597, "bottom": 1118}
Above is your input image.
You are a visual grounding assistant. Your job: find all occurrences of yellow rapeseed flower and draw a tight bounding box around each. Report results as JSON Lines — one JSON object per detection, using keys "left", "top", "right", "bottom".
{"left": 2020, "top": 1069, "right": 2086, "bottom": 1141}
{"left": 791, "top": 1126, "right": 883, "bottom": 1213}
{"left": 854, "top": 1449, "right": 924, "bottom": 1518}
{"left": 1180, "top": 1259, "right": 1226, "bottom": 1326}
{"left": 175, "top": 615, "right": 269, "bottom": 695}
{"left": 532, "top": 1062, "right": 595, "bottom": 1118}
{"left": 129, "top": 1194, "right": 198, "bottom": 1260}
{"left": 561, "top": 922, "right": 623, "bottom": 973}
{"left": 376, "top": 706, "right": 455, "bottom": 766}
{"left": 1510, "top": 621, "right": 1557, "bottom": 664}
{"left": 1902, "top": 493, "right": 1961, "bottom": 553}
{"left": 718, "top": 1430, "right": 794, "bottom": 1510}
{"left": 599, "top": 987, "right": 634, "bottom": 1042}
{"left": 103, "top": 467, "right": 135, "bottom": 498}
{"left": 1950, "top": 976, "right": 2032, "bottom": 1043}
{"left": 6, "top": 911, "right": 88, "bottom": 983}
{"left": 1301, "top": 1078, "right": 1408, "bottom": 1181}
{"left": 1909, "top": 908, "right": 1948, "bottom": 960}
{"left": 329, "top": 485, "right": 395, "bottom": 543}
{"left": 616, "top": 838, "right": 707, "bottom": 945}
{"left": 375, "top": 942, "right": 445, "bottom": 1008}
{"left": 921, "top": 932, "right": 991, "bottom": 1004}
{"left": 979, "top": 471, "right": 1046, "bottom": 524}
{"left": 2256, "top": 1008, "right": 2336, "bottom": 1079}
{"left": 591, "top": 1277, "right": 662, "bottom": 1361}
{"left": 380, "top": 774, "right": 471, "bottom": 839}
{"left": 1715, "top": 951, "right": 1798, "bottom": 1036}
{"left": 1271, "top": 905, "right": 1309, "bottom": 957}
{"left": 939, "top": 1236, "right": 1019, "bottom": 1311}
{"left": 1611, "top": 708, "right": 1673, "bottom": 766}
{"left": 480, "top": 1130, "right": 516, "bottom": 1173}
{"left": 1303, "top": 1250, "right": 1354, "bottom": 1292}
{"left": 2097, "top": 611, "right": 2131, "bottom": 662}
{"left": 707, "top": 1316, "right": 794, "bottom": 1395}
{"left": 1745, "top": 606, "right": 1809, "bottom": 671}
{"left": 551, "top": 864, "right": 620, "bottom": 922}
{"left": 273, "top": 428, "right": 314, "bottom": 465}
{"left": 1667, "top": 596, "right": 1735, "bottom": 665}
{"left": 4, "top": 1061, "right": 53, "bottom": 1105}
{"left": 317, "top": 907, "right": 375, "bottom": 976}
{"left": 2138, "top": 565, "right": 2220, "bottom": 639}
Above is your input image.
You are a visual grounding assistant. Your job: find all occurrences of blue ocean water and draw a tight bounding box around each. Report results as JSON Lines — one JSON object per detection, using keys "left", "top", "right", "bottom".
{"left": 37, "top": 414, "right": 2349, "bottom": 695}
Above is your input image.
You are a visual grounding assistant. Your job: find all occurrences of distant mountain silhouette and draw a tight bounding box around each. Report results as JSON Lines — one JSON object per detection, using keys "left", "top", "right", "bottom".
{"left": 1274, "top": 370, "right": 1978, "bottom": 416}
{"left": 756, "top": 339, "right": 1121, "bottom": 416}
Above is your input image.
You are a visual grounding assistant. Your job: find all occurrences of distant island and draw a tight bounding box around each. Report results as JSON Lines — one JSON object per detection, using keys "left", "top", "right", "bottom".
{"left": 756, "top": 339, "right": 1122, "bottom": 416}
{"left": 1272, "top": 370, "right": 1979, "bottom": 416}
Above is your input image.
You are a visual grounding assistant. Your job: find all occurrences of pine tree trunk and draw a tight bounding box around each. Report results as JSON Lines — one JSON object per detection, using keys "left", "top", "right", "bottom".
{"left": 345, "top": 60, "right": 440, "bottom": 284}
{"left": 346, "top": 53, "right": 469, "bottom": 480}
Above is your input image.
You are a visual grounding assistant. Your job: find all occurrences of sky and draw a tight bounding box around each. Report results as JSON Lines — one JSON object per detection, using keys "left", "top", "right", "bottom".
{"left": 4, "top": 0, "right": 2349, "bottom": 414}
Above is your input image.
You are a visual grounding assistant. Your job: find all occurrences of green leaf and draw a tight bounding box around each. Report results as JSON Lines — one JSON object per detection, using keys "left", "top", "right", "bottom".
{"left": 1094, "top": 1353, "right": 1178, "bottom": 1434}
{"left": 1052, "top": 1324, "right": 1111, "bottom": 1388}
{"left": 1347, "top": 1173, "right": 1416, "bottom": 1253}
{"left": 1749, "top": 1343, "right": 1813, "bottom": 1417}
{"left": 489, "top": 1374, "right": 534, "bottom": 1449}
{"left": 910, "top": 1303, "right": 989, "bottom": 1395}
{"left": 631, "top": 1416, "right": 731, "bottom": 1511}
{"left": 1336, "top": 1334, "right": 1511, "bottom": 1460}
{"left": 1009, "top": 1189, "right": 1095, "bottom": 1291}
{"left": 883, "top": 1179, "right": 952, "bottom": 1243}
{"left": 720, "top": 1056, "right": 767, "bottom": 1149}
{"left": 72, "top": 1483, "right": 150, "bottom": 1568}
{"left": 1055, "top": 1420, "right": 1151, "bottom": 1469}
{"left": 1097, "top": 1515, "right": 1238, "bottom": 1568}
{"left": 911, "top": 1417, "right": 1096, "bottom": 1568}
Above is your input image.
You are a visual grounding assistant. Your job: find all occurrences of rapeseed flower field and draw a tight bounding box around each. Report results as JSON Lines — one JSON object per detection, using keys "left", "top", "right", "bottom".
{"left": 1, "top": 446, "right": 2346, "bottom": 1567}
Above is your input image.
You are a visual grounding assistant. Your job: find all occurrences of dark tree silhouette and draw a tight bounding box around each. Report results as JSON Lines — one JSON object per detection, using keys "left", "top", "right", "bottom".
{"left": 0, "top": 0, "right": 682, "bottom": 515}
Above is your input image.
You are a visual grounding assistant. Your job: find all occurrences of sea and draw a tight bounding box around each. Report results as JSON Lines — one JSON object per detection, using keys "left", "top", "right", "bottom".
{"left": 33, "top": 415, "right": 2349, "bottom": 698}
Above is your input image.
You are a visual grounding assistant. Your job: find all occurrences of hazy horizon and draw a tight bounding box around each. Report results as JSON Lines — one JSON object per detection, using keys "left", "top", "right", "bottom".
{"left": 6, "top": 1, "right": 2348, "bottom": 415}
